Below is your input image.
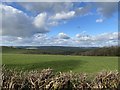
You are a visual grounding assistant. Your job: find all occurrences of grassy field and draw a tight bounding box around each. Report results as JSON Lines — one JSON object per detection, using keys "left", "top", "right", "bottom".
{"left": 2, "top": 54, "right": 118, "bottom": 73}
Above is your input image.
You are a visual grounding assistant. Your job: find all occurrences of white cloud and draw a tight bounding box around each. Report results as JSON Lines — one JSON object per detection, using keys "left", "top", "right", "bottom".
{"left": 33, "top": 12, "right": 47, "bottom": 28}
{"left": 75, "top": 32, "right": 118, "bottom": 47}
{"left": 1, "top": 3, "right": 118, "bottom": 47}
{"left": 1, "top": 4, "right": 49, "bottom": 37}
{"left": 6, "top": 2, "right": 117, "bottom": 28}
{"left": 18, "top": 2, "right": 74, "bottom": 14}
{"left": 75, "top": 3, "right": 92, "bottom": 16}
{"left": 18, "top": 2, "right": 93, "bottom": 21}
{"left": 95, "top": 32, "right": 118, "bottom": 41}
{"left": 76, "top": 34, "right": 92, "bottom": 41}
{"left": 96, "top": 2, "right": 118, "bottom": 18}
{"left": 96, "top": 18, "right": 103, "bottom": 23}
{"left": 1, "top": 4, "right": 75, "bottom": 38}
{"left": 79, "top": 32, "right": 118, "bottom": 42}
{"left": 58, "top": 33, "right": 70, "bottom": 39}
{"left": 1, "top": 32, "right": 118, "bottom": 47}
{"left": 18, "top": 2, "right": 117, "bottom": 21}
{"left": 1, "top": 36, "right": 24, "bottom": 46}
{"left": 48, "top": 21, "right": 59, "bottom": 26}
{"left": 33, "top": 12, "right": 49, "bottom": 33}
{"left": 50, "top": 11, "right": 75, "bottom": 20}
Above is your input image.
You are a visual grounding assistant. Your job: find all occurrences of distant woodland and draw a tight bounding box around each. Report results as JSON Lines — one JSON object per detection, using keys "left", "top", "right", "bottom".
{"left": 1, "top": 46, "right": 120, "bottom": 56}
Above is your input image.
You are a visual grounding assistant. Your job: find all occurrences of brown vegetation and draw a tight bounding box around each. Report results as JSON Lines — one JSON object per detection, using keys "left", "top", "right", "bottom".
{"left": 1, "top": 66, "right": 120, "bottom": 90}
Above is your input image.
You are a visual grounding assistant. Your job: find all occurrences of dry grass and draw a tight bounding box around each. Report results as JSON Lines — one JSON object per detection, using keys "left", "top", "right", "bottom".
{"left": 1, "top": 65, "right": 120, "bottom": 90}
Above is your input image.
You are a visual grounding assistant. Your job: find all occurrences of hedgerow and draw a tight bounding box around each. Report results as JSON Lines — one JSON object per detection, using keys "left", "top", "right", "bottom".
{"left": 1, "top": 66, "right": 120, "bottom": 90}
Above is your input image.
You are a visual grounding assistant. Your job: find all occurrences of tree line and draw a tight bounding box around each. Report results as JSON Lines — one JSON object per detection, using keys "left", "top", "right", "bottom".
{"left": 2, "top": 46, "right": 120, "bottom": 56}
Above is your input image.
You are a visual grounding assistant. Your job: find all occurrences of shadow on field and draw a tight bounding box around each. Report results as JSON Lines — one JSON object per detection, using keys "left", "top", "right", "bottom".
{"left": 5, "top": 60, "right": 86, "bottom": 72}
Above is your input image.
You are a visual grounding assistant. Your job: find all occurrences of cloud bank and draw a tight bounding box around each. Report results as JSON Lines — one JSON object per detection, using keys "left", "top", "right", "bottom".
{"left": 1, "top": 2, "right": 118, "bottom": 47}
{"left": 1, "top": 32, "right": 119, "bottom": 47}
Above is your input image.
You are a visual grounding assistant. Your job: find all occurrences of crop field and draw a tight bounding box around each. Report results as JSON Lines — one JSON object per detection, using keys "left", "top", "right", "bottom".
{"left": 2, "top": 54, "right": 118, "bottom": 73}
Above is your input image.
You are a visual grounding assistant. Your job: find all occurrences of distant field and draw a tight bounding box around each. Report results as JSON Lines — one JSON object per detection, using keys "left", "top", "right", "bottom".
{"left": 2, "top": 54, "right": 118, "bottom": 73}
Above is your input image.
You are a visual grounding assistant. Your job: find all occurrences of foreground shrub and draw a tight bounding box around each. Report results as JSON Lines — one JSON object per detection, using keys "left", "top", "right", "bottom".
{"left": 1, "top": 66, "right": 120, "bottom": 90}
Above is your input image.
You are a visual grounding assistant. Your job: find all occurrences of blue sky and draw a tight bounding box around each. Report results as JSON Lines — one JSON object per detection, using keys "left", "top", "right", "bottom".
{"left": 0, "top": 2, "right": 119, "bottom": 47}
{"left": 50, "top": 12, "right": 117, "bottom": 36}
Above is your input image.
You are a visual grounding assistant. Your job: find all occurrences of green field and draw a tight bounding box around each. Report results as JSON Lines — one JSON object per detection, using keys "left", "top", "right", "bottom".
{"left": 2, "top": 54, "right": 118, "bottom": 73}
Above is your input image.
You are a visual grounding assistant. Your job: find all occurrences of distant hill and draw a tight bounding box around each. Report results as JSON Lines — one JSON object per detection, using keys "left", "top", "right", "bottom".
{"left": 81, "top": 46, "right": 120, "bottom": 56}
{"left": 2, "top": 46, "right": 96, "bottom": 55}
{"left": 1, "top": 46, "right": 120, "bottom": 56}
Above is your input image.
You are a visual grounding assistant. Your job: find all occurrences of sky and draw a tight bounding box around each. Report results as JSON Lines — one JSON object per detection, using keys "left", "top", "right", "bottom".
{"left": 0, "top": 2, "right": 119, "bottom": 47}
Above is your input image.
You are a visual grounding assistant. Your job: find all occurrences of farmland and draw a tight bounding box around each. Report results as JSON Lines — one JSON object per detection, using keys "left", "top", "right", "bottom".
{"left": 1, "top": 46, "right": 119, "bottom": 89}
{"left": 2, "top": 54, "right": 118, "bottom": 73}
